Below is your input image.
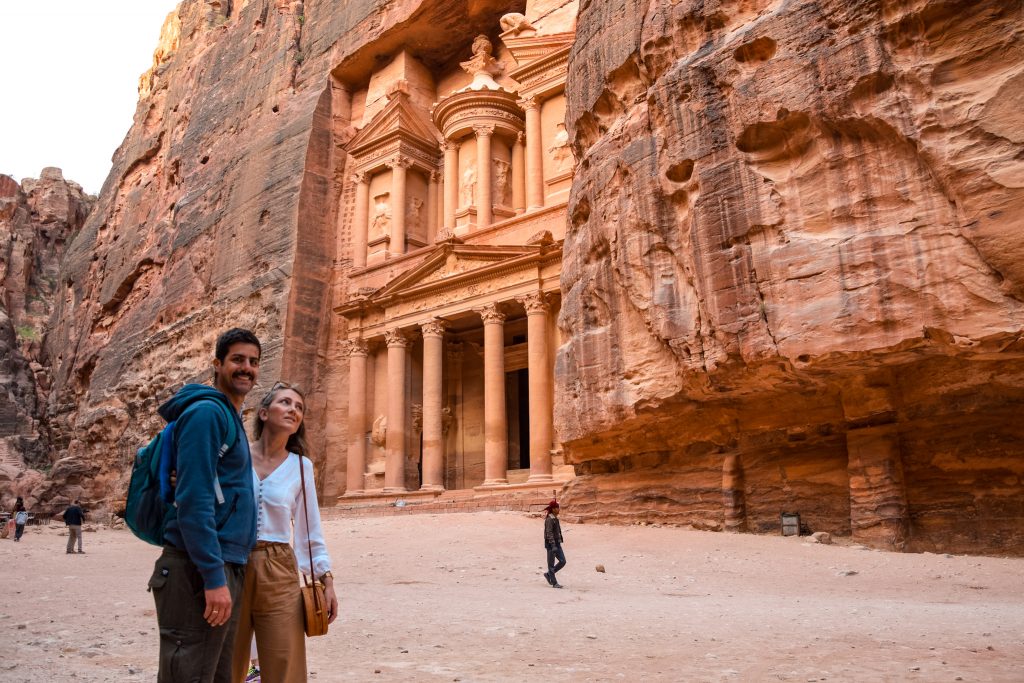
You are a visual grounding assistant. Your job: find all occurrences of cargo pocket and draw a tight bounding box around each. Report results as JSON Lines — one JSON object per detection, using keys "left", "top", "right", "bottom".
{"left": 148, "top": 566, "right": 169, "bottom": 593}
{"left": 158, "top": 626, "right": 205, "bottom": 682}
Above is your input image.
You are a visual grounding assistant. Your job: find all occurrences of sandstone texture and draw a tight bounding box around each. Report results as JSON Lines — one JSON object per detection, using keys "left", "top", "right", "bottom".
{"left": 557, "top": 0, "right": 1024, "bottom": 553}
{"left": 0, "top": 169, "right": 92, "bottom": 510}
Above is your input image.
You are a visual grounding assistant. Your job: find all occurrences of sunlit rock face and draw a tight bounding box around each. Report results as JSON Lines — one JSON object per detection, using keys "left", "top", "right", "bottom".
{"left": 557, "top": 0, "right": 1024, "bottom": 554}
{"left": 0, "top": 169, "right": 93, "bottom": 509}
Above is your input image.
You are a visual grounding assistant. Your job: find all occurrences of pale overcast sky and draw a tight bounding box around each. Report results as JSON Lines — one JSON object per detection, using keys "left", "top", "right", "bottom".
{"left": 0, "top": 1, "right": 181, "bottom": 194}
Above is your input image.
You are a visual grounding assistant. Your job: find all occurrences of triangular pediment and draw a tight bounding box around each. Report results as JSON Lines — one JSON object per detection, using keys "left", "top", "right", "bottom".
{"left": 504, "top": 32, "right": 575, "bottom": 71}
{"left": 374, "top": 243, "right": 547, "bottom": 300}
{"left": 349, "top": 91, "right": 441, "bottom": 158}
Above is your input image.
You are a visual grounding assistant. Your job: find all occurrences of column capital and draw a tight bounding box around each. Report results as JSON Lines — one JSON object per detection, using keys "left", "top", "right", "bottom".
{"left": 429, "top": 169, "right": 441, "bottom": 183}
{"left": 441, "top": 140, "right": 460, "bottom": 152}
{"left": 446, "top": 340, "right": 464, "bottom": 363}
{"left": 420, "top": 319, "right": 448, "bottom": 338}
{"left": 384, "top": 329, "right": 413, "bottom": 347}
{"left": 516, "top": 131, "right": 526, "bottom": 145}
{"left": 517, "top": 292, "right": 551, "bottom": 315}
{"left": 388, "top": 155, "right": 413, "bottom": 169}
{"left": 344, "top": 338, "right": 369, "bottom": 357}
{"left": 472, "top": 123, "right": 495, "bottom": 138}
{"left": 352, "top": 171, "right": 369, "bottom": 185}
{"left": 475, "top": 302, "right": 506, "bottom": 324}
{"left": 518, "top": 96, "right": 540, "bottom": 111}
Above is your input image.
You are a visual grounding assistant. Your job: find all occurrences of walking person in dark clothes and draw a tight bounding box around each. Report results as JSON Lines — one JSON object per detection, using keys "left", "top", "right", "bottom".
{"left": 542, "top": 499, "right": 566, "bottom": 588}
{"left": 62, "top": 499, "right": 86, "bottom": 553}
{"left": 13, "top": 499, "right": 28, "bottom": 542}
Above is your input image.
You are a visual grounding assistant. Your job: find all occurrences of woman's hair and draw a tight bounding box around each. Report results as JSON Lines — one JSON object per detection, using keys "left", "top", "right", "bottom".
{"left": 252, "top": 382, "right": 308, "bottom": 456}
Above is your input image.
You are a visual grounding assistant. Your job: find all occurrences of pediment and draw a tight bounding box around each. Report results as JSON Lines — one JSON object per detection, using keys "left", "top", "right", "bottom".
{"left": 504, "top": 32, "right": 575, "bottom": 71}
{"left": 374, "top": 243, "right": 547, "bottom": 300}
{"left": 349, "top": 91, "right": 441, "bottom": 158}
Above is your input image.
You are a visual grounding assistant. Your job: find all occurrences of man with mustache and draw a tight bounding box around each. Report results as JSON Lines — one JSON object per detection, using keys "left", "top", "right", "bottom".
{"left": 148, "top": 328, "right": 261, "bottom": 682}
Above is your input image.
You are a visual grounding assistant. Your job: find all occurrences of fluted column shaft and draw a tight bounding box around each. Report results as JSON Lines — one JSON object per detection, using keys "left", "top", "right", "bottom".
{"left": 389, "top": 158, "right": 408, "bottom": 256}
{"left": 479, "top": 304, "right": 508, "bottom": 486}
{"left": 512, "top": 132, "right": 526, "bottom": 214}
{"left": 345, "top": 339, "right": 368, "bottom": 493}
{"left": 522, "top": 97, "right": 545, "bottom": 210}
{"left": 352, "top": 173, "right": 370, "bottom": 268}
{"left": 420, "top": 320, "right": 446, "bottom": 491}
{"left": 443, "top": 141, "right": 458, "bottom": 229}
{"left": 474, "top": 125, "right": 494, "bottom": 228}
{"left": 521, "top": 293, "right": 553, "bottom": 483}
{"left": 384, "top": 330, "right": 410, "bottom": 492}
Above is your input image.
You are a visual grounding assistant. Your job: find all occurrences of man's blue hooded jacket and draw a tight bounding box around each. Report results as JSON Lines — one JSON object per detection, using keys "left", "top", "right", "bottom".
{"left": 158, "top": 384, "right": 256, "bottom": 589}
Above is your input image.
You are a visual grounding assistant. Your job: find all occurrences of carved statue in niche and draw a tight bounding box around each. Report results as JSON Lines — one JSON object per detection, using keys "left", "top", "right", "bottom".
{"left": 371, "top": 415, "right": 387, "bottom": 447}
{"left": 370, "top": 193, "right": 391, "bottom": 239}
{"left": 549, "top": 122, "right": 572, "bottom": 173}
{"left": 460, "top": 165, "right": 476, "bottom": 207}
{"left": 460, "top": 35, "right": 504, "bottom": 87}
{"left": 408, "top": 196, "right": 424, "bottom": 234}
{"left": 493, "top": 159, "right": 511, "bottom": 206}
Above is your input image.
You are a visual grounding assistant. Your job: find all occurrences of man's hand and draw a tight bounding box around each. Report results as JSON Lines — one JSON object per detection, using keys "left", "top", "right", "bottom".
{"left": 203, "top": 586, "right": 233, "bottom": 627}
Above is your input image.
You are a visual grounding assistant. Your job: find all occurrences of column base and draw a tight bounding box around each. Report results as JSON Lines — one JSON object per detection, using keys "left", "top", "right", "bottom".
{"left": 477, "top": 478, "right": 509, "bottom": 488}
{"left": 419, "top": 484, "right": 445, "bottom": 492}
{"left": 382, "top": 487, "right": 408, "bottom": 494}
{"left": 342, "top": 489, "right": 366, "bottom": 497}
{"left": 526, "top": 473, "right": 554, "bottom": 484}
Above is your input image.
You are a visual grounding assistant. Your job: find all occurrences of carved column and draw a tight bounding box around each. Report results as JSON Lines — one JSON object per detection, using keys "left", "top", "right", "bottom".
{"left": 847, "top": 425, "right": 909, "bottom": 550}
{"left": 420, "top": 319, "right": 446, "bottom": 491}
{"left": 384, "top": 329, "right": 411, "bottom": 492}
{"left": 446, "top": 341, "right": 464, "bottom": 489}
{"left": 351, "top": 173, "right": 370, "bottom": 268}
{"left": 519, "top": 293, "right": 553, "bottom": 483}
{"left": 478, "top": 303, "right": 508, "bottom": 486}
{"left": 345, "top": 339, "right": 369, "bottom": 494}
{"left": 722, "top": 453, "right": 746, "bottom": 532}
{"left": 388, "top": 156, "right": 410, "bottom": 256}
{"left": 512, "top": 131, "right": 526, "bottom": 215}
{"left": 443, "top": 141, "right": 459, "bottom": 229}
{"left": 521, "top": 97, "right": 544, "bottom": 210}
{"left": 474, "top": 124, "right": 494, "bottom": 228}
{"left": 427, "top": 170, "right": 440, "bottom": 243}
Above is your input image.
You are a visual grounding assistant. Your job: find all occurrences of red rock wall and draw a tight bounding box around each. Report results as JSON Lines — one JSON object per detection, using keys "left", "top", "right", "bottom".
{"left": 558, "top": 0, "right": 1024, "bottom": 553}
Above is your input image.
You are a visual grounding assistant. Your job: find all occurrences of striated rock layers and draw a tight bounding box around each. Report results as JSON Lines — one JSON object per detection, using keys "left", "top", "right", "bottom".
{"left": 27, "top": 0, "right": 527, "bottom": 514}
{"left": 0, "top": 169, "right": 93, "bottom": 509}
{"left": 558, "top": 0, "right": 1024, "bottom": 554}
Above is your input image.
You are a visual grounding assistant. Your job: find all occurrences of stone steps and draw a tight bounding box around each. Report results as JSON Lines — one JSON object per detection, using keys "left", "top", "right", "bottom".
{"left": 323, "top": 484, "right": 567, "bottom": 519}
{"left": 0, "top": 438, "right": 25, "bottom": 471}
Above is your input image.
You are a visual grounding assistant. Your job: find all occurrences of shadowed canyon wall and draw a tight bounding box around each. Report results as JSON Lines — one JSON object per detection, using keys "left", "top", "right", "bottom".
{"left": 557, "top": 0, "right": 1024, "bottom": 553}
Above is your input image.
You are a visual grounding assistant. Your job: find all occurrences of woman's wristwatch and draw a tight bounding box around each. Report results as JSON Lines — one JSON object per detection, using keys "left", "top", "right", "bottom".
{"left": 319, "top": 571, "right": 334, "bottom": 583}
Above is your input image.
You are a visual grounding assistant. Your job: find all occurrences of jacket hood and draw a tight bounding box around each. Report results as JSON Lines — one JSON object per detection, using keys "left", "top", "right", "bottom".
{"left": 158, "top": 384, "right": 237, "bottom": 422}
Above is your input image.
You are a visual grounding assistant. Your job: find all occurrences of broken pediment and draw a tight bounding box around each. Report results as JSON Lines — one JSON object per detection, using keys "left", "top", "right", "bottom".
{"left": 348, "top": 87, "right": 442, "bottom": 161}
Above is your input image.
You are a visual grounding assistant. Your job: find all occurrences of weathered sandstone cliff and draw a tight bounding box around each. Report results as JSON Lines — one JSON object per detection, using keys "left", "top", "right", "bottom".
{"left": 0, "top": 169, "right": 93, "bottom": 509}
{"left": 557, "top": 0, "right": 1024, "bottom": 553}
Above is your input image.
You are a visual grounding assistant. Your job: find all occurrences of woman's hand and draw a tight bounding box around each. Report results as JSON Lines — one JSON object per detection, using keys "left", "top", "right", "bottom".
{"left": 324, "top": 581, "right": 340, "bottom": 624}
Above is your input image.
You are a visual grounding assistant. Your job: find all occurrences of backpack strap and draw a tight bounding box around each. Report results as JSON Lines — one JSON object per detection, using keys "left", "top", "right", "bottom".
{"left": 170, "top": 397, "right": 240, "bottom": 506}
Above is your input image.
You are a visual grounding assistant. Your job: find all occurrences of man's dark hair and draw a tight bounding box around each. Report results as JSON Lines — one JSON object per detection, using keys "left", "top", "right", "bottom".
{"left": 215, "top": 328, "right": 261, "bottom": 362}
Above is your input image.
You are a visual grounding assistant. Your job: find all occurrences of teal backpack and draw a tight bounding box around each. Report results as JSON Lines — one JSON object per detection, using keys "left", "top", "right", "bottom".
{"left": 125, "top": 399, "right": 238, "bottom": 545}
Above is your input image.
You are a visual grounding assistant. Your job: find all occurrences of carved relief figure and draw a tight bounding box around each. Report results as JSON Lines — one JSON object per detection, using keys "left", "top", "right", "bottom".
{"left": 549, "top": 122, "right": 571, "bottom": 173}
{"left": 493, "top": 159, "right": 511, "bottom": 206}
{"left": 461, "top": 165, "right": 477, "bottom": 207}
{"left": 408, "top": 196, "right": 424, "bottom": 234}
{"left": 371, "top": 415, "right": 387, "bottom": 447}
{"left": 499, "top": 13, "right": 536, "bottom": 35}
{"left": 370, "top": 193, "right": 391, "bottom": 239}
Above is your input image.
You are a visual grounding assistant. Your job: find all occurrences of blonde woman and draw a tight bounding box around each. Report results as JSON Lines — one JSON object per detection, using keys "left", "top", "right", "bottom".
{"left": 231, "top": 383, "right": 338, "bottom": 682}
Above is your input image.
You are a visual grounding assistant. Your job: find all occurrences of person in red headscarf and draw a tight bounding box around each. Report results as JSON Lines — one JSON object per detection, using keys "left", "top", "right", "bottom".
{"left": 542, "top": 500, "right": 566, "bottom": 588}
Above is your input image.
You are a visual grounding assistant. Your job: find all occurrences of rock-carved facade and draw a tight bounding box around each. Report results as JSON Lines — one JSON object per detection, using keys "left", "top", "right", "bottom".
{"left": 332, "top": 7, "right": 577, "bottom": 496}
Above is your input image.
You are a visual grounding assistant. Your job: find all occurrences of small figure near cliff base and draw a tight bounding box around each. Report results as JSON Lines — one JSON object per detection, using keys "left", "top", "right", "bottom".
{"left": 543, "top": 499, "right": 566, "bottom": 588}
{"left": 62, "top": 499, "right": 85, "bottom": 553}
{"left": 13, "top": 499, "right": 28, "bottom": 542}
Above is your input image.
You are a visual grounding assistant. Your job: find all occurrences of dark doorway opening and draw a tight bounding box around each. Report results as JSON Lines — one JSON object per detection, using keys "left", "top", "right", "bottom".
{"left": 516, "top": 368, "right": 530, "bottom": 469}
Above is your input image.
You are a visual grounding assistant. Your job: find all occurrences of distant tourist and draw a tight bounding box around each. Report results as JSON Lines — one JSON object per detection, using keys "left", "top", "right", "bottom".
{"left": 13, "top": 499, "right": 28, "bottom": 542}
{"left": 148, "top": 328, "right": 260, "bottom": 683}
{"left": 543, "top": 499, "right": 566, "bottom": 588}
{"left": 231, "top": 381, "right": 337, "bottom": 683}
{"left": 62, "top": 499, "right": 86, "bottom": 553}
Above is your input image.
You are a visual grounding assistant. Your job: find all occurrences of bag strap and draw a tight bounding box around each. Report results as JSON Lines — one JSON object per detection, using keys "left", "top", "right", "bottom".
{"left": 298, "top": 456, "right": 322, "bottom": 595}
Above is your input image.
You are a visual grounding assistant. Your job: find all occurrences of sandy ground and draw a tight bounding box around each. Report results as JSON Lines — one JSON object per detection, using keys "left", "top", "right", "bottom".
{"left": 1, "top": 512, "right": 1022, "bottom": 682}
